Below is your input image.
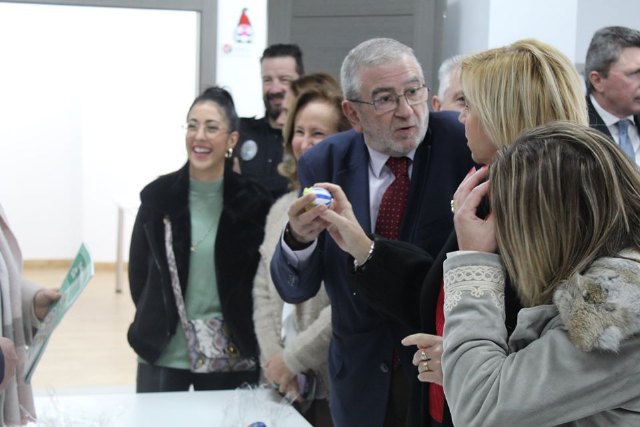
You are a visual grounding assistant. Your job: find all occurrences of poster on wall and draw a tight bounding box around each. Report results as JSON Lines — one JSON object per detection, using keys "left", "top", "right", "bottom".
{"left": 216, "top": 1, "right": 267, "bottom": 118}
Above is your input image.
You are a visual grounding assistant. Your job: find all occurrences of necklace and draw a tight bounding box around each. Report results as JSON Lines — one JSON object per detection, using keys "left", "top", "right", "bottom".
{"left": 191, "top": 220, "right": 216, "bottom": 252}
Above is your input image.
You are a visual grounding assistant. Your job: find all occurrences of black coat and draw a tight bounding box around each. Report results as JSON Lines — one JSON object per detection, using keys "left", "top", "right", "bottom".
{"left": 352, "top": 233, "right": 522, "bottom": 427}
{"left": 235, "top": 116, "right": 289, "bottom": 200}
{"left": 127, "top": 162, "right": 272, "bottom": 364}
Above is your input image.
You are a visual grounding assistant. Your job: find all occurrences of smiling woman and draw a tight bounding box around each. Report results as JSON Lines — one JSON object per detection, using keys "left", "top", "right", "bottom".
{"left": 185, "top": 90, "right": 239, "bottom": 181}
{"left": 127, "top": 86, "right": 273, "bottom": 393}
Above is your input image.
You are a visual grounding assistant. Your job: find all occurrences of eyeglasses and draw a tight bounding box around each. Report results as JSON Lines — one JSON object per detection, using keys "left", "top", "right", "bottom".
{"left": 183, "top": 122, "right": 228, "bottom": 138}
{"left": 349, "top": 85, "right": 429, "bottom": 114}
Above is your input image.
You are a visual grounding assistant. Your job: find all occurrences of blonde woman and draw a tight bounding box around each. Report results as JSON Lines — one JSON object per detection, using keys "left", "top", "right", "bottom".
{"left": 444, "top": 121, "right": 640, "bottom": 426}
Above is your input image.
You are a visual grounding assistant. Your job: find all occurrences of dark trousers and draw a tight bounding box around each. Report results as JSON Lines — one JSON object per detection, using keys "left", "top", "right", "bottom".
{"left": 136, "top": 363, "right": 259, "bottom": 393}
{"left": 383, "top": 367, "right": 409, "bottom": 427}
{"left": 302, "top": 398, "right": 334, "bottom": 427}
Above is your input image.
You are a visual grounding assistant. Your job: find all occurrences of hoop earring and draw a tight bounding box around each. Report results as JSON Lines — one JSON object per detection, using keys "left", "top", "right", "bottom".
{"left": 225, "top": 147, "right": 233, "bottom": 159}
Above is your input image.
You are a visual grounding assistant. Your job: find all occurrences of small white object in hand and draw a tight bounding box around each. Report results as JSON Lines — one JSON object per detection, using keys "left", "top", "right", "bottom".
{"left": 303, "top": 187, "right": 333, "bottom": 210}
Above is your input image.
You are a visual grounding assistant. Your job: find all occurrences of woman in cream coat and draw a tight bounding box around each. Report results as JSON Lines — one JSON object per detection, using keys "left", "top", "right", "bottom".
{"left": 253, "top": 82, "right": 350, "bottom": 426}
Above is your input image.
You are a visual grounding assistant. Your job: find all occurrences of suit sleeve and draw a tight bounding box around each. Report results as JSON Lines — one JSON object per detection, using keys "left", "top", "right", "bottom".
{"left": 270, "top": 242, "right": 323, "bottom": 303}
{"left": 350, "top": 238, "right": 433, "bottom": 329}
{"left": 270, "top": 154, "right": 324, "bottom": 303}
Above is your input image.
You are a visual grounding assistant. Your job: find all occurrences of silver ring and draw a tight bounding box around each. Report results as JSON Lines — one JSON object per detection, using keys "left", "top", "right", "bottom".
{"left": 450, "top": 199, "right": 456, "bottom": 213}
{"left": 420, "top": 360, "right": 431, "bottom": 373}
{"left": 420, "top": 350, "right": 429, "bottom": 362}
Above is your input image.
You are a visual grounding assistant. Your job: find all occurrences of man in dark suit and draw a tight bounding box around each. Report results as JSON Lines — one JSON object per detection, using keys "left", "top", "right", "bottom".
{"left": 270, "top": 38, "right": 473, "bottom": 427}
{"left": 585, "top": 26, "right": 640, "bottom": 164}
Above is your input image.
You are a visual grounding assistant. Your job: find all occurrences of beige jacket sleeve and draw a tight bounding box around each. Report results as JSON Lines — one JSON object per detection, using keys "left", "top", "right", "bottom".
{"left": 253, "top": 193, "right": 295, "bottom": 362}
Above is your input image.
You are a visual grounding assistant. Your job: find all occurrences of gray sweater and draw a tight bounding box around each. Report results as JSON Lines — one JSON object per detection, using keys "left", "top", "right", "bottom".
{"left": 442, "top": 250, "right": 640, "bottom": 427}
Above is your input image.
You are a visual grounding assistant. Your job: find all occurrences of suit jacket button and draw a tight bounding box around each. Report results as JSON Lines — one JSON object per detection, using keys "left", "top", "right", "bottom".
{"left": 379, "top": 363, "right": 390, "bottom": 373}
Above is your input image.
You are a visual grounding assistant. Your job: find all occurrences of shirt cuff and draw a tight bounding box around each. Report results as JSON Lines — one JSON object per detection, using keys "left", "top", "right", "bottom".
{"left": 280, "top": 228, "right": 317, "bottom": 270}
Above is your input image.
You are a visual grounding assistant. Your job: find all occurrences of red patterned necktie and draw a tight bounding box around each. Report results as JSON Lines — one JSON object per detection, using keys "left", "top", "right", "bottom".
{"left": 375, "top": 156, "right": 411, "bottom": 240}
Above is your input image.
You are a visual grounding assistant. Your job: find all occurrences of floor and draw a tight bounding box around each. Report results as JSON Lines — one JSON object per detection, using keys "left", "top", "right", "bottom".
{"left": 23, "top": 266, "right": 137, "bottom": 394}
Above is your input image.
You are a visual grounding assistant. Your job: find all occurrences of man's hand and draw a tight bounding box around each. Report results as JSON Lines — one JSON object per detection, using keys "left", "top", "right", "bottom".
{"left": 317, "top": 183, "right": 373, "bottom": 263}
{"left": 286, "top": 190, "right": 330, "bottom": 245}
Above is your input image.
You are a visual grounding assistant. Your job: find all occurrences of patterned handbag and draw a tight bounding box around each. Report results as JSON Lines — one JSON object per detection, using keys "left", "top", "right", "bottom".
{"left": 163, "top": 216, "right": 256, "bottom": 373}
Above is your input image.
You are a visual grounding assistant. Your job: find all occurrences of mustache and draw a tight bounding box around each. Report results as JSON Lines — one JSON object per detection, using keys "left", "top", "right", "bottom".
{"left": 265, "top": 92, "right": 285, "bottom": 102}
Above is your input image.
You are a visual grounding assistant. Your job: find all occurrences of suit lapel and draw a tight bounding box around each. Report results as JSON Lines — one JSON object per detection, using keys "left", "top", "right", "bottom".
{"left": 587, "top": 95, "right": 613, "bottom": 139}
{"left": 339, "top": 133, "right": 372, "bottom": 234}
{"left": 401, "top": 129, "right": 432, "bottom": 241}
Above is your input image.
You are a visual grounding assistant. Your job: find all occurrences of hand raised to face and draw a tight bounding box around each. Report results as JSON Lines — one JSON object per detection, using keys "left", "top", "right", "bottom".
{"left": 452, "top": 166, "right": 497, "bottom": 253}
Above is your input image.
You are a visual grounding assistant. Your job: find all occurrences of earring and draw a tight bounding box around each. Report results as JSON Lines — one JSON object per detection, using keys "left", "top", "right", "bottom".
{"left": 225, "top": 147, "right": 233, "bottom": 159}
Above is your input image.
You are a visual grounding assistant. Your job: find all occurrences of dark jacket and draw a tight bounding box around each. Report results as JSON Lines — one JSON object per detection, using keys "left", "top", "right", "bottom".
{"left": 352, "top": 232, "right": 522, "bottom": 427}
{"left": 587, "top": 95, "right": 640, "bottom": 140}
{"left": 271, "top": 112, "right": 475, "bottom": 427}
{"left": 127, "top": 162, "right": 272, "bottom": 364}
{"left": 235, "top": 116, "right": 289, "bottom": 200}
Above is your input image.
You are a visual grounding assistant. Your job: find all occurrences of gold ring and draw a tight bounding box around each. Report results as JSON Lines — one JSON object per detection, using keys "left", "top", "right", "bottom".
{"left": 420, "top": 350, "right": 429, "bottom": 362}
{"left": 450, "top": 199, "right": 456, "bottom": 213}
{"left": 421, "top": 360, "right": 431, "bottom": 373}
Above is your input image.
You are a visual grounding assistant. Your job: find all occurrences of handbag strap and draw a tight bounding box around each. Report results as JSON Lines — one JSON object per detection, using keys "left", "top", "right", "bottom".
{"left": 163, "top": 216, "right": 191, "bottom": 332}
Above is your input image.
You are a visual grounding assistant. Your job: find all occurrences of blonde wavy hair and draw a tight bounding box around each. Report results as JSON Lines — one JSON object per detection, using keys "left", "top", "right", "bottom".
{"left": 491, "top": 122, "right": 640, "bottom": 307}
{"left": 460, "top": 39, "right": 588, "bottom": 150}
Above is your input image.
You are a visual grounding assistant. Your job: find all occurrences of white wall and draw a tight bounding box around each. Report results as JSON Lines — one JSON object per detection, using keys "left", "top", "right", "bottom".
{"left": 0, "top": 2, "right": 268, "bottom": 264}
{"left": 487, "top": 0, "right": 578, "bottom": 61}
{"left": 444, "top": 0, "right": 640, "bottom": 65}
{"left": 443, "top": 0, "right": 490, "bottom": 59}
{"left": 575, "top": 0, "right": 640, "bottom": 65}
{"left": 0, "top": 4, "right": 197, "bottom": 262}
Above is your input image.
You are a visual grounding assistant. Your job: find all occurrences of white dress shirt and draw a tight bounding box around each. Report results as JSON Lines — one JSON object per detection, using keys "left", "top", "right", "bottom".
{"left": 590, "top": 95, "right": 640, "bottom": 164}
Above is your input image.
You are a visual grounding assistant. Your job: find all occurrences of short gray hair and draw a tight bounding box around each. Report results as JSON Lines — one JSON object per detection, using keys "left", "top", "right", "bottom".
{"left": 340, "top": 38, "right": 423, "bottom": 100}
{"left": 585, "top": 26, "right": 640, "bottom": 93}
{"left": 437, "top": 54, "right": 466, "bottom": 99}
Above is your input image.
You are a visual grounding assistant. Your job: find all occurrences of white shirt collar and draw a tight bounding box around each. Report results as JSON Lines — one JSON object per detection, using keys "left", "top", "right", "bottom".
{"left": 367, "top": 145, "right": 417, "bottom": 178}
{"left": 590, "top": 95, "right": 636, "bottom": 126}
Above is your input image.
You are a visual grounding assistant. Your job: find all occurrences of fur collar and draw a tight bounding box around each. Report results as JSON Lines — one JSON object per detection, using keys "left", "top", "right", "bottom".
{"left": 139, "top": 161, "right": 272, "bottom": 220}
{"left": 554, "top": 249, "right": 640, "bottom": 352}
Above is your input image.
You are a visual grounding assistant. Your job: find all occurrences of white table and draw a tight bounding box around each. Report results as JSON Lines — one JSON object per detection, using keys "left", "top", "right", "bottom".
{"left": 33, "top": 388, "right": 312, "bottom": 426}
